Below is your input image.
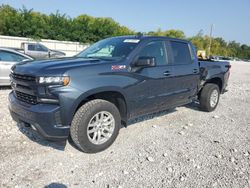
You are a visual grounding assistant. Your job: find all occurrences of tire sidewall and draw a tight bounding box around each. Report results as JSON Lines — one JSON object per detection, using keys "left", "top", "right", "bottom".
{"left": 207, "top": 85, "right": 220, "bottom": 111}
{"left": 75, "top": 101, "right": 121, "bottom": 153}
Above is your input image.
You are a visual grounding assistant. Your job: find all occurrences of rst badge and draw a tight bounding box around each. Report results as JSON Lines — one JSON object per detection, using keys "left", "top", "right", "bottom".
{"left": 111, "top": 65, "right": 126, "bottom": 71}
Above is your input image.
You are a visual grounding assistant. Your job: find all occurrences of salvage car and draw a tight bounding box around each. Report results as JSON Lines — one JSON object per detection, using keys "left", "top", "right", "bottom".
{"left": 19, "top": 42, "right": 66, "bottom": 59}
{"left": 0, "top": 48, "right": 33, "bottom": 86}
{"left": 8, "top": 36, "right": 231, "bottom": 153}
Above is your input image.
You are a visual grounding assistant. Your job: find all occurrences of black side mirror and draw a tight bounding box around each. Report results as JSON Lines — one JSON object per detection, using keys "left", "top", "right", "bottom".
{"left": 134, "top": 56, "right": 156, "bottom": 67}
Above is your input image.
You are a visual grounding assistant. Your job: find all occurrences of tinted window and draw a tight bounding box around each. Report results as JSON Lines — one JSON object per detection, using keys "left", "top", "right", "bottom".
{"left": 170, "top": 41, "right": 192, "bottom": 65}
{"left": 36, "top": 44, "right": 48, "bottom": 52}
{"left": 28, "top": 44, "right": 35, "bottom": 51}
{"left": 138, "top": 41, "right": 167, "bottom": 65}
{"left": 0, "top": 51, "right": 26, "bottom": 62}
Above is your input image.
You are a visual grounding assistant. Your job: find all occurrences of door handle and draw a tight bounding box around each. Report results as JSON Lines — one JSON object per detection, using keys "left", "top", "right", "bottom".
{"left": 164, "top": 71, "right": 172, "bottom": 77}
{"left": 193, "top": 69, "right": 198, "bottom": 73}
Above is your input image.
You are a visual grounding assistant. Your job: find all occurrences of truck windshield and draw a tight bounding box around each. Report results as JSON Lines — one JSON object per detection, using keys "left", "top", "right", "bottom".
{"left": 77, "top": 38, "right": 140, "bottom": 60}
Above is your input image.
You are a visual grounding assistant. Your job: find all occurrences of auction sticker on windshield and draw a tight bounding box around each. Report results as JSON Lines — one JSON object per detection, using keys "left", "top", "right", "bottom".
{"left": 123, "top": 39, "right": 140, "bottom": 43}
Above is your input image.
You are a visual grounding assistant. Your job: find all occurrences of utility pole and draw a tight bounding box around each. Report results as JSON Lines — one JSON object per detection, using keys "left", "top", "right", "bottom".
{"left": 208, "top": 24, "right": 214, "bottom": 57}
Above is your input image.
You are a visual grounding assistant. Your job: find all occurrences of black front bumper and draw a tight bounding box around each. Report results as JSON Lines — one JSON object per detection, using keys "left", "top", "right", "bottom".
{"left": 8, "top": 92, "right": 70, "bottom": 140}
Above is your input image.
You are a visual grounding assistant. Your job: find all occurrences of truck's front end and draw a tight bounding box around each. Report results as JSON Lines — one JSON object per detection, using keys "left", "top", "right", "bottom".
{"left": 7, "top": 57, "right": 90, "bottom": 140}
{"left": 8, "top": 70, "right": 72, "bottom": 140}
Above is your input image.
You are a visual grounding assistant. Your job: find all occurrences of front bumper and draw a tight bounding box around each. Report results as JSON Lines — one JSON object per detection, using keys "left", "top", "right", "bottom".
{"left": 8, "top": 91, "right": 70, "bottom": 140}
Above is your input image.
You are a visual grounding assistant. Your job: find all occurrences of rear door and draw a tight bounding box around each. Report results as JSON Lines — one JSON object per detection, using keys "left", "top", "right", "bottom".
{"left": 167, "top": 40, "right": 200, "bottom": 106}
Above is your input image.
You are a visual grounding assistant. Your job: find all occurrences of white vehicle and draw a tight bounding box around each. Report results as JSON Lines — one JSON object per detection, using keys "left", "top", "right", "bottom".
{"left": 19, "top": 43, "right": 66, "bottom": 59}
{"left": 0, "top": 48, "right": 33, "bottom": 86}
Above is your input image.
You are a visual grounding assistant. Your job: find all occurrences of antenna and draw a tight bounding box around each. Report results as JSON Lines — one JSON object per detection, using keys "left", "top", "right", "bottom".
{"left": 208, "top": 24, "right": 214, "bottom": 57}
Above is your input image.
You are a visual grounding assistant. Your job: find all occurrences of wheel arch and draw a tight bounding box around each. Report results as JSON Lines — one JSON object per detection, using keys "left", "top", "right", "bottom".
{"left": 204, "top": 77, "right": 223, "bottom": 92}
{"left": 71, "top": 87, "right": 128, "bottom": 127}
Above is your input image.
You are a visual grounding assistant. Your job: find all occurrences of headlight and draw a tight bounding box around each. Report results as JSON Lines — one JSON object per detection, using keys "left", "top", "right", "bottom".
{"left": 38, "top": 76, "right": 70, "bottom": 86}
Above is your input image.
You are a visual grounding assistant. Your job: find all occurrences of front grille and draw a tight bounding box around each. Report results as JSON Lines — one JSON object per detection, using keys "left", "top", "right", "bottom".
{"left": 15, "top": 91, "right": 38, "bottom": 105}
{"left": 11, "top": 72, "right": 38, "bottom": 105}
{"left": 11, "top": 73, "right": 36, "bottom": 82}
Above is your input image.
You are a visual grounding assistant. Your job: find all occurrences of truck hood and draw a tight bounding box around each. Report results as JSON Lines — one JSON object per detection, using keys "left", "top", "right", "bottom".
{"left": 50, "top": 50, "right": 66, "bottom": 56}
{"left": 12, "top": 57, "right": 106, "bottom": 75}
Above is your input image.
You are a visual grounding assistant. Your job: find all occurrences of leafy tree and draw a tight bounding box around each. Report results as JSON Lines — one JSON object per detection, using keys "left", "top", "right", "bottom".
{"left": 0, "top": 4, "right": 134, "bottom": 43}
{"left": 0, "top": 4, "right": 249, "bottom": 59}
{"left": 148, "top": 29, "right": 185, "bottom": 39}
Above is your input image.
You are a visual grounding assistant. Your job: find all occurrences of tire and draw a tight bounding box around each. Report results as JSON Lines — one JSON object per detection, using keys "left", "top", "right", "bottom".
{"left": 199, "top": 83, "right": 220, "bottom": 112}
{"left": 70, "top": 99, "right": 121, "bottom": 153}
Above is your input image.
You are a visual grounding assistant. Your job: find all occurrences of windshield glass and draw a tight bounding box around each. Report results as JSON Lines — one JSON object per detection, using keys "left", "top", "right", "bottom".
{"left": 77, "top": 38, "right": 140, "bottom": 59}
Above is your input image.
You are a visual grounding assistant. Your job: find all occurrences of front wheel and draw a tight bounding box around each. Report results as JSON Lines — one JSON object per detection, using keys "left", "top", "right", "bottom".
{"left": 70, "top": 99, "right": 121, "bottom": 153}
{"left": 199, "top": 83, "right": 220, "bottom": 112}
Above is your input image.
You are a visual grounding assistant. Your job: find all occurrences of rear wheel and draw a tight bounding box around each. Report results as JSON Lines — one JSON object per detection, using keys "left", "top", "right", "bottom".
{"left": 70, "top": 99, "right": 121, "bottom": 153}
{"left": 199, "top": 83, "right": 220, "bottom": 112}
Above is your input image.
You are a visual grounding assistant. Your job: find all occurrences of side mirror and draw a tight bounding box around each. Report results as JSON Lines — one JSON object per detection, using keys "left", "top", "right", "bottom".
{"left": 48, "top": 50, "right": 51, "bottom": 58}
{"left": 134, "top": 56, "right": 156, "bottom": 67}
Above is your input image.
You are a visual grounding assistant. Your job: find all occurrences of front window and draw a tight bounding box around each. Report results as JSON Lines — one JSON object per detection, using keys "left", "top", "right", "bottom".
{"left": 137, "top": 41, "right": 168, "bottom": 65}
{"left": 77, "top": 38, "right": 140, "bottom": 60}
{"left": 36, "top": 44, "right": 48, "bottom": 52}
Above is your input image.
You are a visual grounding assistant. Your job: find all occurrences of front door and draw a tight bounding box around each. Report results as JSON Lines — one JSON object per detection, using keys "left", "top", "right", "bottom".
{"left": 127, "top": 40, "right": 176, "bottom": 118}
{"left": 35, "top": 44, "right": 49, "bottom": 59}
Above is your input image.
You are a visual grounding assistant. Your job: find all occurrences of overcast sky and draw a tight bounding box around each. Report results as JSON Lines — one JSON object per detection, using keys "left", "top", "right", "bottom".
{"left": 1, "top": 0, "right": 249, "bottom": 45}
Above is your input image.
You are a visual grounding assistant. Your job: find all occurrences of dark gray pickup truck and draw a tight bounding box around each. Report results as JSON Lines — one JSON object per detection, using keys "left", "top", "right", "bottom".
{"left": 8, "top": 36, "right": 230, "bottom": 153}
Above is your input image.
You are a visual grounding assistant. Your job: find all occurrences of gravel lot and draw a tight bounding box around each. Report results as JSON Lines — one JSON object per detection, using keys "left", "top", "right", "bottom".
{"left": 0, "top": 61, "right": 250, "bottom": 188}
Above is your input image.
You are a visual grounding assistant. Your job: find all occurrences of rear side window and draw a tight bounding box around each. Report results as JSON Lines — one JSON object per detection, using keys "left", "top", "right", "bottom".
{"left": 0, "top": 51, "right": 26, "bottom": 62}
{"left": 28, "top": 44, "right": 35, "bottom": 51}
{"left": 170, "top": 41, "right": 192, "bottom": 65}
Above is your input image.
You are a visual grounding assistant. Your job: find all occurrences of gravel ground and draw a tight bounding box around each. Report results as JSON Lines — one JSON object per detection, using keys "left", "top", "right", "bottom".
{"left": 0, "top": 61, "right": 250, "bottom": 188}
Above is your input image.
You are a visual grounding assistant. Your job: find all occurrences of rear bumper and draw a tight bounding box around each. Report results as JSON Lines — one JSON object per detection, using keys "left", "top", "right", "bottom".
{"left": 8, "top": 91, "right": 70, "bottom": 140}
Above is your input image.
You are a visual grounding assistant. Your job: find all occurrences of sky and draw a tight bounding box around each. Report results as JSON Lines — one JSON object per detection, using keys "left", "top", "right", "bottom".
{"left": 0, "top": 0, "right": 249, "bottom": 45}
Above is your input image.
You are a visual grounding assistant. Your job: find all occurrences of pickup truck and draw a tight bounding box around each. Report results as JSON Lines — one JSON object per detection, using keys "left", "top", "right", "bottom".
{"left": 19, "top": 42, "right": 66, "bottom": 59}
{"left": 8, "top": 36, "right": 231, "bottom": 153}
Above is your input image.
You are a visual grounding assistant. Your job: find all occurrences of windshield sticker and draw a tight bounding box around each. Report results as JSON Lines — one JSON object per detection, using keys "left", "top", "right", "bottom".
{"left": 123, "top": 39, "right": 140, "bottom": 43}
{"left": 111, "top": 65, "right": 127, "bottom": 71}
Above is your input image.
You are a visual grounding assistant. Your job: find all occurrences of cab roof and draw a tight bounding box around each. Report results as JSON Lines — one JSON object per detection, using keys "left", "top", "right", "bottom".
{"left": 111, "top": 35, "right": 190, "bottom": 44}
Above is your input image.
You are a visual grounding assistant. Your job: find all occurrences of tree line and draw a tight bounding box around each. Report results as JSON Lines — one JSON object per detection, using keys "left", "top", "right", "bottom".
{"left": 0, "top": 5, "right": 249, "bottom": 59}
{"left": 147, "top": 29, "right": 250, "bottom": 60}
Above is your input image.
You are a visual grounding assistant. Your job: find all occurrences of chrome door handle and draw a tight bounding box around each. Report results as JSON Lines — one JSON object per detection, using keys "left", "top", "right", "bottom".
{"left": 164, "top": 71, "right": 171, "bottom": 77}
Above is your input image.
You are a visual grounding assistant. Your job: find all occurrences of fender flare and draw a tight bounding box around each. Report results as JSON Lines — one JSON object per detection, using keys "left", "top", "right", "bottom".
{"left": 69, "top": 86, "right": 128, "bottom": 123}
